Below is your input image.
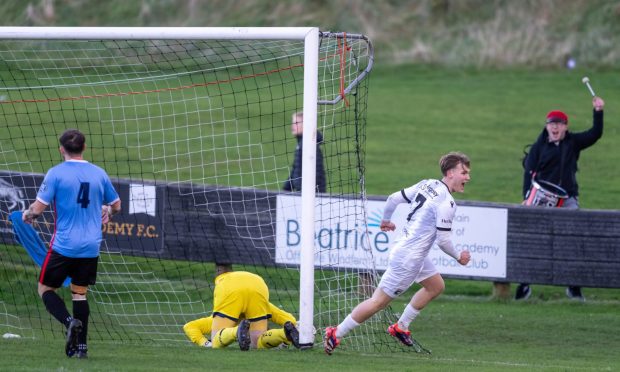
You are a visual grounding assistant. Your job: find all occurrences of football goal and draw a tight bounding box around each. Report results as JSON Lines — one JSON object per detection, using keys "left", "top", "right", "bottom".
{"left": 0, "top": 27, "right": 405, "bottom": 352}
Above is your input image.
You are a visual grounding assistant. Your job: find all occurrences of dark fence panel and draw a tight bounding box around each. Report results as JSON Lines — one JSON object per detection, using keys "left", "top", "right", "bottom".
{"left": 2, "top": 171, "right": 619, "bottom": 288}
{"left": 160, "top": 184, "right": 278, "bottom": 266}
{"left": 499, "top": 204, "right": 620, "bottom": 287}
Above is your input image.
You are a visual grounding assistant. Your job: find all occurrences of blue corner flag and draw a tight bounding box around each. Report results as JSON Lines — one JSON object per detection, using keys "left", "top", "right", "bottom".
{"left": 9, "top": 211, "right": 70, "bottom": 287}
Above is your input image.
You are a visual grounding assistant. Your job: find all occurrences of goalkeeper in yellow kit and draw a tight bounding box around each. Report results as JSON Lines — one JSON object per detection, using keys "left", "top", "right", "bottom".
{"left": 183, "top": 268, "right": 300, "bottom": 350}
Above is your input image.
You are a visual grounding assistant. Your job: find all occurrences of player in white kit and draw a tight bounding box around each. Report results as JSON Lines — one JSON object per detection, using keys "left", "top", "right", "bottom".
{"left": 324, "top": 152, "right": 472, "bottom": 354}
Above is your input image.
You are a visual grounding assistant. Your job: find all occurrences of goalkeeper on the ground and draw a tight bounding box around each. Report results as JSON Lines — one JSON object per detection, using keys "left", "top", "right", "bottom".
{"left": 183, "top": 267, "right": 300, "bottom": 350}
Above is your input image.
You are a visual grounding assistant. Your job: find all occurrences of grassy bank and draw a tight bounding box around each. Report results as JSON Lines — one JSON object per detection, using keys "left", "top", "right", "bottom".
{"left": 2, "top": 0, "right": 620, "bottom": 68}
{"left": 366, "top": 65, "right": 620, "bottom": 209}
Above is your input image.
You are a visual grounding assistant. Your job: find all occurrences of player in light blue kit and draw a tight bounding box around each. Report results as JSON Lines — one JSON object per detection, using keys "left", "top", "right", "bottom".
{"left": 324, "top": 152, "right": 472, "bottom": 354}
{"left": 23, "top": 129, "right": 121, "bottom": 358}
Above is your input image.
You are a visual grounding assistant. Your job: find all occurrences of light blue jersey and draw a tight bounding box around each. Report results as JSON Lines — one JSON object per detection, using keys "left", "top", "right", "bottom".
{"left": 36, "top": 160, "right": 119, "bottom": 258}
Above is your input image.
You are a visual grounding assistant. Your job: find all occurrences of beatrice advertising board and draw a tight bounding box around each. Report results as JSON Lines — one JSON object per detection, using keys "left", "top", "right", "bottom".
{"left": 275, "top": 195, "right": 507, "bottom": 279}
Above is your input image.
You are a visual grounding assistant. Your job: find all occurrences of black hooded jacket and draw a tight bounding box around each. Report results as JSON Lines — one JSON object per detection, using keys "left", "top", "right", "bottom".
{"left": 523, "top": 109, "right": 603, "bottom": 198}
{"left": 283, "top": 131, "right": 326, "bottom": 193}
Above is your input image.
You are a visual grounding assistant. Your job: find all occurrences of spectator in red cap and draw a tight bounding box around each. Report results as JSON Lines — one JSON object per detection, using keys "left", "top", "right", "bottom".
{"left": 516, "top": 96, "right": 605, "bottom": 301}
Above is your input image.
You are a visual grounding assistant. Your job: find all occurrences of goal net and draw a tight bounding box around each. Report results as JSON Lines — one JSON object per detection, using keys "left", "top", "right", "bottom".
{"left": 0, "top": 27, "right": 404, "bottom": 352}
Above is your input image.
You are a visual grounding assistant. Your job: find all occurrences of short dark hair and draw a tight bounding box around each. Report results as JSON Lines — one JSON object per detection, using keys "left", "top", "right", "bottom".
{"left": 215, "top": 263, "right": 233, "bottom": 277}
{"left": 59, "top": 129, "right": 85, "bottom": 154}
{"left": 439, "top": 152, "right": 470, "bottom": 175}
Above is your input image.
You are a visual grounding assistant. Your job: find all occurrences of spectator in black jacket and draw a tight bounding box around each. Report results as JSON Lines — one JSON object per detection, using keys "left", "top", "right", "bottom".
{"left": 282, "top": 112, "right": 327, "bottom": 193}
{"left": 516, "top": 96, "right": 605, "bottom": 301}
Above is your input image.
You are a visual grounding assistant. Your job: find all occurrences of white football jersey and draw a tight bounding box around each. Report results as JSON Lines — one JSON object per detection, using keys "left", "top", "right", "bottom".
{"left": 389, "top": 179, "right": 456, "bottom": 262}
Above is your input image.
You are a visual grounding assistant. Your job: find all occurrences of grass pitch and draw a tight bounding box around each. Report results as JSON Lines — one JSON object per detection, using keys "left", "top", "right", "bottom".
{"left": 2, "top": 65, "right": 620, "bottom": 370}
{"left": 2, "top": 282, "right": 619, "bottom": 371}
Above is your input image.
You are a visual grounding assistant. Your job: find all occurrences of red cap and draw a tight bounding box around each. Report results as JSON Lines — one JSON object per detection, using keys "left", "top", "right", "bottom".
{"left": 546, "top": 110, "right": 568, "bottom": 124}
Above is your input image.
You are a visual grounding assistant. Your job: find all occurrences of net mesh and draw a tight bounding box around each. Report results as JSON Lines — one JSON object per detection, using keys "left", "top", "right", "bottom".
{"left": 0, "top": 32, "right": 405, "bottom": 352}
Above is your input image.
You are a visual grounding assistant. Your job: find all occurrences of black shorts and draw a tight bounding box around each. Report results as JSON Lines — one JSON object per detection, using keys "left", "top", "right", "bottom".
{"left": 39, "top": 250, "right": 98, "bottom": 288}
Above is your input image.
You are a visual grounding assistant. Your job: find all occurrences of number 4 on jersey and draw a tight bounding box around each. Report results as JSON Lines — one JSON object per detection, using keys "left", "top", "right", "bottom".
{"left": 77, "top": 182, "right": 90, "bottom": 208}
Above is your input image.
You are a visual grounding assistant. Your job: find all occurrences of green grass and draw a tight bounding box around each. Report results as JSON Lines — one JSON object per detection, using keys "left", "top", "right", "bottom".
{"left": 2, "top": 284, "right": 620, "bottom": 371}
{"left": 0, "top": 38, "right": 373, "bottom": 195}
{"left": 365, "top": 65, "right": 620, "bottom": 208}
{"left": 3, "top": 62, "right": 619, "bottom": 207}
{"left": 2, "top": 61, "right": 620, "bottom": 370}
{"left": 0, "top": 243, "right": 304, "bottom": 343}
{"left": 0, "top": 48, "right": 304, "bottom": 187}
{"left": 2, "top": 241, "right": 620, "bottom": 371}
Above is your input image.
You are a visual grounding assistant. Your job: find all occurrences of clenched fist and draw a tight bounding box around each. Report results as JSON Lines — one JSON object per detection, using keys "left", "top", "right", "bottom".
{"left": 457, "top": 250, "right": 471, "bottom": 266}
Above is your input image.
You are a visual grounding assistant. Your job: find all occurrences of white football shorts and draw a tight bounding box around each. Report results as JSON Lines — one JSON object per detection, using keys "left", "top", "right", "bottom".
{"left": 378, "top": 257, "right": 438, "bottom": 298}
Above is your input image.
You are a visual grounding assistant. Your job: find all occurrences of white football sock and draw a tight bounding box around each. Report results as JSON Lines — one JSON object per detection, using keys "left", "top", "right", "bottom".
{"left": 397, "top": 304, "right": 420, "bottom": 330}
{"left": 336, "top": 314, "right": 359, "bottom": 338}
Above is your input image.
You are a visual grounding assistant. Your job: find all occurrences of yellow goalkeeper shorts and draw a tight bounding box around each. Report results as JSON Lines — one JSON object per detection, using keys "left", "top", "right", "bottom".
{"left": 213, "top": 271, "right": 271, "bottom": 321}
